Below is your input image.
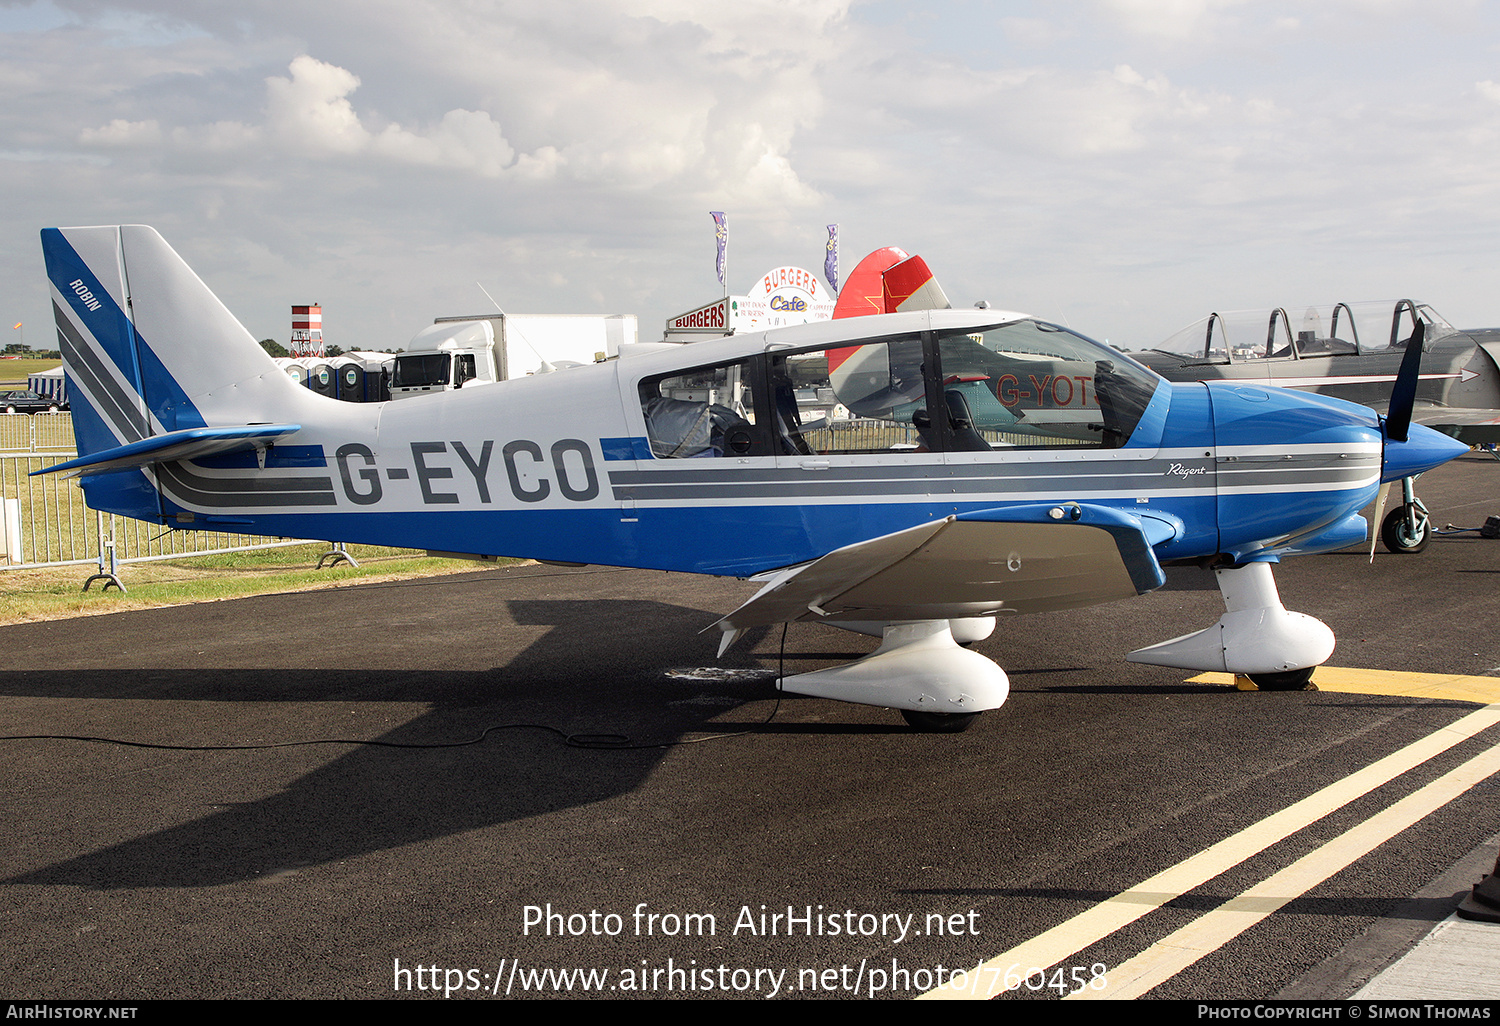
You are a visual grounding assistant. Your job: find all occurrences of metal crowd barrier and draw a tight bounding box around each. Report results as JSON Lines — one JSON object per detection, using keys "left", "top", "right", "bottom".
{"left": 0, "top": 453, "right": 309, "bottom": 572}
{"left": 0, "top": 418, "right": 327, "bottom": 582}
{"left": 0, "top": 410, "right": 75, "bottom": 454}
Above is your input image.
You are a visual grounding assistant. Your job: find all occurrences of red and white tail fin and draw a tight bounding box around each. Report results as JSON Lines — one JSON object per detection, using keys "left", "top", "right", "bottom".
{"left": 831, "top": 246, "right": 951, "bottom": 319}
{"left": 832, "top": 247, "right": 907, "bottom": 319}
{"left": 882, "top": 254, "right": 950, "bottom": 314}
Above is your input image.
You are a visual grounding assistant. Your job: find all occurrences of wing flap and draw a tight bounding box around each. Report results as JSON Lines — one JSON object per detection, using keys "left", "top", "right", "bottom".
{"left": 714, "top": 503, "right": 1166, "bottom": 634}
{"left": 30, "top": 424, "right": 302, "bottom": 478}
{"left": 1410, "top": 406, "right": 1500, "bottom": 444}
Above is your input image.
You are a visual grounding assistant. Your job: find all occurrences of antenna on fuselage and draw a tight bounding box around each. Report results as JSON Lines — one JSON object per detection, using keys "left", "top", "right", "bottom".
{"left": 476, "top": 282, "right": 556, "bottom": 375}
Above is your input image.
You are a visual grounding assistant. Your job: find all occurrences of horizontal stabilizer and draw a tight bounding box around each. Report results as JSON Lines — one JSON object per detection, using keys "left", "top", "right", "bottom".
{"left": 31, "top": 424, "right": 302, "bottom": 478}
{"left": 714, "top": 503, "right": 1166, "bottom": 634}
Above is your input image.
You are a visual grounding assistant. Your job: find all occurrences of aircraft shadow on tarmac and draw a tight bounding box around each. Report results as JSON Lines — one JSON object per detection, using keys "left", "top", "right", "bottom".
{"left": 4, "top": 598, "right": 791, "bottom": 890}
{"left": 7, "top": 568, "right": 1460, "bottom": 890}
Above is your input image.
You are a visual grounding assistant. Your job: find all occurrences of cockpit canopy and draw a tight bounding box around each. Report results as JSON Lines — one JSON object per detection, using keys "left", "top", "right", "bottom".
{"left": 1154, "top": 299, "right": 1455, "bottom": 364}
{"left": 637, "top": 317, "right": 1161, "bottom": 459}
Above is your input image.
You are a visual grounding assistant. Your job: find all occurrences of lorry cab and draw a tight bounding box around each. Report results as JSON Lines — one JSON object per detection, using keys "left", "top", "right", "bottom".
{"left": 389, "top": 320, "right": 499, "bottom": 399}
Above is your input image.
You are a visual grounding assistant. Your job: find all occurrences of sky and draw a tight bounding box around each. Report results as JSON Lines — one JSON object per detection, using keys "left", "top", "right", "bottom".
{"left": 4, "top": 0, "right": 1500, "bottom": 354}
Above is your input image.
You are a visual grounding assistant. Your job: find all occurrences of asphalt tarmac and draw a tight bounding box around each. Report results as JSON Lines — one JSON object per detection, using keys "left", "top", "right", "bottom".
{"left": 3, "top": 454, "right": 1499, "bottom": 1001}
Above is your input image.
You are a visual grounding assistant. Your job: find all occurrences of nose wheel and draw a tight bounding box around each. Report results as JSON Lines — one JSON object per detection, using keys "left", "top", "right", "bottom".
{"left": 1380, "top": 500, "right": 1431, "bottom": 554}
{"left": 1127, "top": 561, "right": 1334, "bottom": 681}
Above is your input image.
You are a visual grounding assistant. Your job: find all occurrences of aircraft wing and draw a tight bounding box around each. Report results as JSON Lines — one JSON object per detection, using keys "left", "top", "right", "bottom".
{"left": 1360, "top": 399, "right": 1500, "bottom": 445}
{"left": 1410, "top": 406, "right": 1500, "bottom": 444}
{"left": 713, "top": 503, "right": 1172, "bottom": 645}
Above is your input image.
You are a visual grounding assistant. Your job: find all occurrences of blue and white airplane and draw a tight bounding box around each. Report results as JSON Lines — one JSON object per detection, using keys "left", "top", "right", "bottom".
{"left": 37, "top": 226, "right": 1468, "bottom": 731}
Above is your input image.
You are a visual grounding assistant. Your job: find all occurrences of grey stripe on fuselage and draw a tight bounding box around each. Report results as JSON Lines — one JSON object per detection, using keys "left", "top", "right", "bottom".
{"left": 609, "top": 458, "right": 1195, "bottom": 486}
{"left": 1217, "top": 465, "right": 1376, "bottom": 484}
{"left": 606, "top": 453, "right": 1373, "bottom": 503}
{"left": 157, "top": 462, "right": 337, "bottom": 508}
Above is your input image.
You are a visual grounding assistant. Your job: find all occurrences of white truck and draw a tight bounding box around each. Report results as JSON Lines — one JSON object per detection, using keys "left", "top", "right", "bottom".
{"left": 389, "top": 313, "right": 637, "bottom": 400}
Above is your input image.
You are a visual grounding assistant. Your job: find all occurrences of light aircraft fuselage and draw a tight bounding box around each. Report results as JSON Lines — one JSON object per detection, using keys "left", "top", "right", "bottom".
{"left": 38, "top": 227, "right": 1469, "bottom": 729}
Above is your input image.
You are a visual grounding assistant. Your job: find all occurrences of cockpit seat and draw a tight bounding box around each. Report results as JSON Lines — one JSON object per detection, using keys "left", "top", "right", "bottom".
{"left": 644, "top": 396, "right": 750, "bottom": 458}
{"left": 944, "top": 390, "right": 994, "bottom": 452}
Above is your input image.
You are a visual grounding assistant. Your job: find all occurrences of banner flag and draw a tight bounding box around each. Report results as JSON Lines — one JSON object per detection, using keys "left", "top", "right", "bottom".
{"left": 824, "top": 224, "right": 840, "bottom": 295}
{"left": 710, "top": 211, "right": 728, "bottom": 288}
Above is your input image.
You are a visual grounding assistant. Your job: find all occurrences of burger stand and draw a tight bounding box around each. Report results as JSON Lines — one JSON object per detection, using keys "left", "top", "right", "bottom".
{"left": 661, "top": 265, "right": 844, "bottom": 426}
{"left": 664, "top": 265, "right": 835, "bottom": 340}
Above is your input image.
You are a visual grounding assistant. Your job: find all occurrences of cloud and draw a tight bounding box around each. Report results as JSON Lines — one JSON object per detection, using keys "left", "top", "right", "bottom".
{"left": 78, "top": 118, "right": 163, "bottom": 146}
{"left": 14, "top": 0, "right": 1500, "bottom": 351}
{"left": 1097, "top": 0, "right": 1245, "bottom": 41}
{"left": 263, "top": 55, "right": 369, "bottom": 155}
{"left": 82, "top": 54, "right": 521, "bottom": 179}
{"left": 74, "top": 33, "right": 826, "bottom": 206}
{"left": 263, "top": 57, "right": 520, "bottom": 176}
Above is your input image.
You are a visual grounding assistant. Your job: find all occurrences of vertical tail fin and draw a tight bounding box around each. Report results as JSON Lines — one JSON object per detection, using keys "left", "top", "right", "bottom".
{"left": 43, "top": 225, "right": 303, "bottom": 456}
{"left": 881, "top": 254, "right": 951, "bottom": 314}
{"left": 41, "top": 225, "right": 312, "bottom": 518}
{"left": 44, "top": 226, "right": 155, "bottom": 460}
{"left": 832, "top": 246, "right": 908, "bottom": 319}
{"left": 830, "top": 247, "right": 952, "bottom": 319}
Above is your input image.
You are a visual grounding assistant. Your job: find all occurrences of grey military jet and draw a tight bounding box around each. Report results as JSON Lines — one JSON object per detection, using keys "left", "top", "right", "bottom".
{"left": 1137, "top": 300, "right": 1497, "bottom": 554}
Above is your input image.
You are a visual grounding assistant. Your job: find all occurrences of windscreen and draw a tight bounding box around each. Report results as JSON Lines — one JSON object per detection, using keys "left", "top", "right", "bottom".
{"left": 392, "top": 353, "right": 452, "bottom": 388}
{"left": 935, "top": 321, "right": 1159, "bottom": 448}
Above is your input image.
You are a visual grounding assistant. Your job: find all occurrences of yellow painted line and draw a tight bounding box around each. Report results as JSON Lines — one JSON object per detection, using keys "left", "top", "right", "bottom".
{"left": 1070, "top": 738, "right": 1500, "bottom": 1000}
{"left": 1190, "top": 667, "right": 1500, "bottom": 705}
{"left": 918, "top": 703, "right": 1500, "bottom": 1000}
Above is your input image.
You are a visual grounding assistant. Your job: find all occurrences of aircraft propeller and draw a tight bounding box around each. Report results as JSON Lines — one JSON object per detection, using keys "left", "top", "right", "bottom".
{"left": 1374, "top": 318, "right": 1458, "bottom": 556}
{"left": 1383, "top": 318, "right": 1425, "bottom": 443}
{"left": 1373, "top": 318, "right": 1425, "bottom": 559}
{"left": 1368, "top": 481, "right": 1392, "bottom": 564}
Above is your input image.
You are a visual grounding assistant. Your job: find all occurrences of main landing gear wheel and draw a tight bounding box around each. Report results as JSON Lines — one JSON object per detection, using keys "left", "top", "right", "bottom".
{"left": 1381, "top": 504, "right": 1431, "bottom": 554}
{"left": 901, "top": 709, "right": 980, "bottom": 733}
{"left": 1246, "top": 668, "right": 1316, "bottom": 691}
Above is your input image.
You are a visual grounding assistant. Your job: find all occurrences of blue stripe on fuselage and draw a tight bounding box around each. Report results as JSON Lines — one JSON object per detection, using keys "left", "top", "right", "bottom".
{"left": 600, "top": 436, "right": 653, "bottom": 461}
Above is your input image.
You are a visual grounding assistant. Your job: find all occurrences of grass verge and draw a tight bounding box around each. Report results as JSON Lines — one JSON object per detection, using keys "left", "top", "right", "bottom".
{"left": 0, "top": 543, "right": 507, "bottom": 626}
{"left": 0, "top": 359, "right": 64, "bottom": 384}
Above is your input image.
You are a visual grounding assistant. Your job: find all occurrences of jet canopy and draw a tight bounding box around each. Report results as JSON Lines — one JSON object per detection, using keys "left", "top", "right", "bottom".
{"left": 1154, "top": 299, "right": 1456, "bottom": 364}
